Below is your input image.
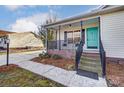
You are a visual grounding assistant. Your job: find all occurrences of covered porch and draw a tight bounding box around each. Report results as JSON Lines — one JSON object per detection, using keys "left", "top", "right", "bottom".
{"left": 45, "top": 16, "right": 106, "bottom": 78}
{"left": 45, "top": 17, "right": 100, "bottom": 59}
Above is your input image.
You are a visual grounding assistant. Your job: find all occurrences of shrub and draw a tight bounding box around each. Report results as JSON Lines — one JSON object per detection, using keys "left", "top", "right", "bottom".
{"left": 51, "top": 54, "right": 63, "bottom": 59}
{"left": 39, "top": 53, "right": 51, "bottom": 59}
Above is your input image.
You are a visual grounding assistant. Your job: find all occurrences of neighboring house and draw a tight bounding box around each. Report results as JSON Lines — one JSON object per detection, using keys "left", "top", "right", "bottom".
{"left": 44, "top": 5, "right": 124, "bottom": 77}
{"left": 8, "top": 32, "right": 43, "bottom": 49}
{"left": 0, "top": 30, "right": 43, "bottom": 49}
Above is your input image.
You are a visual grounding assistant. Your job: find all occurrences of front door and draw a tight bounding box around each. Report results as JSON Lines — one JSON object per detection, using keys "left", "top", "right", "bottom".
{"left": 87, "top": 27, "right": 99, "bottom": 49}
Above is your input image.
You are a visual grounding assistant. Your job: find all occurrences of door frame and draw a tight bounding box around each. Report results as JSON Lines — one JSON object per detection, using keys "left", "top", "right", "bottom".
{"left": 85, "top": 26, "right": 99, "bottom": 50}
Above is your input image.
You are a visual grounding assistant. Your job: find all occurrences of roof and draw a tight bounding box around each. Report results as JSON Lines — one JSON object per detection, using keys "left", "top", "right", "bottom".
{"left": 0, "top": 30, "right": 15, "bottom": 37}
{"left": 44, "top": 5, "right": 124, "bottom": 28}
{"left": 8, "top": 31, "right": 41, "bottom": 39}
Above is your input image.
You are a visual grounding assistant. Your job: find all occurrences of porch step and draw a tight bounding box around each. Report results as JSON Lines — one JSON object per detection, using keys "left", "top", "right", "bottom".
{"left": 78, "top": 65, "right": 102, "bottom": 77}
{"left": 80, "top": 60, "right": 101, "bottom": 67}
{"left": 81, "top": 56, "right": 100, "bottom": 62}
{"left": 82, "top": 53, "right": 100, "bottom": 58}
{"left": 78, "top": 53, "right": 102, "bottom": 77}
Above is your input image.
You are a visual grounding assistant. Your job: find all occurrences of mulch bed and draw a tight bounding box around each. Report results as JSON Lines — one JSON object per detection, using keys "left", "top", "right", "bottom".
{"left": 0, "top": 64, "right": 18, "bottom": 72}
{"left": 106, "top": 62, "right": 124, "bottom": 87}
{"left": 31, "top": 57, "right": 75, "bottom": 71}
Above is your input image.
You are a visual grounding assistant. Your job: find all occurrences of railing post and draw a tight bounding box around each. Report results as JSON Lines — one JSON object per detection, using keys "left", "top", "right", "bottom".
{"left": 80, "top": 21, "right": 83, "bottom": 40}
{"left": 103, "top": 51, "right": 106, "bottom": 77}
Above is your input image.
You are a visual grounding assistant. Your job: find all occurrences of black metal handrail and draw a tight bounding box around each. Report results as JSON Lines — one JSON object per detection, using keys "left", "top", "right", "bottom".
{"left": 75, "top": 40, "right": 84, "bottom": 71}
{"left": 99, "top": 39, "right": 106, "bottom": 77}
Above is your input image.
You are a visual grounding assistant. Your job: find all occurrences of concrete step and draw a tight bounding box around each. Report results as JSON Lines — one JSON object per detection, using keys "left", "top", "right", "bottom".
{"left": 82, "top": 52, "right": 100, "bottom": 57}
{"left": 80, "top": 60, "right": 101, "bottom": 67}
{"left": 79, "top": 53, "right": 102, "bottom": 77}
{"left": 81, "top": 56, "right": 100, "bottom": 62}
{"left": 78, "top": 65, "right": 102, "bottom": 77}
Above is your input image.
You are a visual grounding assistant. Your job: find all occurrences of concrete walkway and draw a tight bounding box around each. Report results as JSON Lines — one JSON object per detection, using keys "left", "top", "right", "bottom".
{"left": 0, "top": 51, "right": 107, "bottom": 87}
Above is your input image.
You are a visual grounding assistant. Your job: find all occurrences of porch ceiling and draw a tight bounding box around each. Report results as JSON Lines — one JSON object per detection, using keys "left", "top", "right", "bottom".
{"left": 48, "top": 17, "right": 99, "bottom": 30}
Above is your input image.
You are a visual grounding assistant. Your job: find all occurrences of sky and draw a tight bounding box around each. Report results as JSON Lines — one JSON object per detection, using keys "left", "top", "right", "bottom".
{"left": 0, "top": 5, "right": 99, "bottom": 32}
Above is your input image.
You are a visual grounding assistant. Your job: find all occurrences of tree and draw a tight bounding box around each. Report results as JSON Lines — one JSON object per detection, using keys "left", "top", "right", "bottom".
{"left": 38, "top": 14, "right": 57, "bottom": 46}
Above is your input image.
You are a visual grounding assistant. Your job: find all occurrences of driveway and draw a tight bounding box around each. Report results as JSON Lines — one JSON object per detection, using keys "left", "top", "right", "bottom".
{"left": 0, "top": 50, "right": 107, "bottom": 87}
{"left": 0, "top": 50, "right": 41, "bottom": 66}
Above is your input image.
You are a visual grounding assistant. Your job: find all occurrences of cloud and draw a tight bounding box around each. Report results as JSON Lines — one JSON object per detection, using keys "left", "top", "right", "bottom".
{"left": 4, "top": 5, "right": 37, "bottom": 11}
{"left": 11, "top": 19, "right": 37, "bottom": 32}
{"left": 4, "top": 5, "right": 24, "bottom": 11}
{"left": 8, "top": 5, "right": 60, "bottom": 32}
{"left": 10, "top": 13, "right": 49, "bottom": 32}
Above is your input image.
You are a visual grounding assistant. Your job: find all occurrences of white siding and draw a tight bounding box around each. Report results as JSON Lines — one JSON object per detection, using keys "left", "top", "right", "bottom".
{"left": 101, "top": 11, "right": 124, "bottom": 58}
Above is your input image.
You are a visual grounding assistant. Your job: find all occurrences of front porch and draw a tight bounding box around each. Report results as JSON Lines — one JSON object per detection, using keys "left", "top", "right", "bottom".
{"left": 47, "top": 17, "right": 100, "bottom": 54}
{"left": 45, "top": 17, "right": 106, "bottom": 78}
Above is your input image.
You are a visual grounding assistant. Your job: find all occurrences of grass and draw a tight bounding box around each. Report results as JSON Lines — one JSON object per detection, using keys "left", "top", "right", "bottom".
{"left": 0, "top": 65, "right": 64, "bottom": 87}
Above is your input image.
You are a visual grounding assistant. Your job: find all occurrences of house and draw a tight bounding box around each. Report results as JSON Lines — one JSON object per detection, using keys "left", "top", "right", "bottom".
{"left": 0, "top": 30, "right": 43, "bottom": 50}
{"left": 44, "top": 5, "right": 124, "bottom": 78}
{"left": 8, "top": 32, "right": 43, "bottom": 49}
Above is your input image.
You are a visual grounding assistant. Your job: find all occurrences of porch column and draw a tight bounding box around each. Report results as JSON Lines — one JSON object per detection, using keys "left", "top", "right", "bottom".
{"left": 56, "top": 29, "right": 57, "bottom": 49}
{"left": 59, "top": 25, "right": 61, "bottom": 50}
{"left": 46, "top": 28, "right": 48, "bottom": 52}
{"left": 80, "top": 21, "right": 83, "bottom": 41}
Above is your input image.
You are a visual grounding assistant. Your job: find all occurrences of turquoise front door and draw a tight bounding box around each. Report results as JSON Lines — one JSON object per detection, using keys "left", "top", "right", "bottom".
{"left": 87, "top": 27, "right": 99, "bottom": 49}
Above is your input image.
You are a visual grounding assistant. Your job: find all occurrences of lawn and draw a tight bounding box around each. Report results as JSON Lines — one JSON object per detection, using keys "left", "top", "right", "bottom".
{"left": 0, "top": 64, "right": 64, "bottom": 87}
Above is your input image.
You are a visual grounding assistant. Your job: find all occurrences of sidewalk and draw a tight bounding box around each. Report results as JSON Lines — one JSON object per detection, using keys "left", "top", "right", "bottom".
{"left": 0, "top": 51, "right": 107, "bottom": 87}
{"left": 16, "top": 61, "right": 107, "bottom": 87}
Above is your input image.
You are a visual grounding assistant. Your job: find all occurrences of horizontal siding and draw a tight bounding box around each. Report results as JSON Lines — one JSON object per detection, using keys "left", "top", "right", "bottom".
{"left": 101, "top": 11, "right": 124, "bottom": 58}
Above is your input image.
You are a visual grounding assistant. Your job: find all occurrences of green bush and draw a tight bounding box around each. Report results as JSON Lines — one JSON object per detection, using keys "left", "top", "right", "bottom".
{"left": 39, "top": 53, "right": 51, "bottom": 59}
{"left": 51, "top": 54, "right": 63, "bottom": 59}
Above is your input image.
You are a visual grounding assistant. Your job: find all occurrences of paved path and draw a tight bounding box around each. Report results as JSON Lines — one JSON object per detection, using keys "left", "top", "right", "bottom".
{"left": 0, "top": 51, "right": 107, "bottom": 87}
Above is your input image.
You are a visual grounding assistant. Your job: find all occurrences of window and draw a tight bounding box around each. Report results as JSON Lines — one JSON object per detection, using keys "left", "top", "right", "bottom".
{"left": 74, "top": 30, "right": 80, "bottom": 43}
{"left": 64, "top": 30, "right": 80, "bottom": 44}
{"left": 67, "top": 31, "right": 73, "bottom": 44}
{"left": 64, "top": 31, "right": 67, "bottom": 42}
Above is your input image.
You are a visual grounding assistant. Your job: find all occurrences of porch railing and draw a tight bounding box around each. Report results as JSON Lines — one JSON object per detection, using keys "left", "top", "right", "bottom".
{"left": 99, "top": 39, "right": 106, "bottom": 77}
{"left": 48, "top": 41, "right": 57, "bottom": 49}
{"left": 75, "top": 40, "right": 84, "bottom": 71}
